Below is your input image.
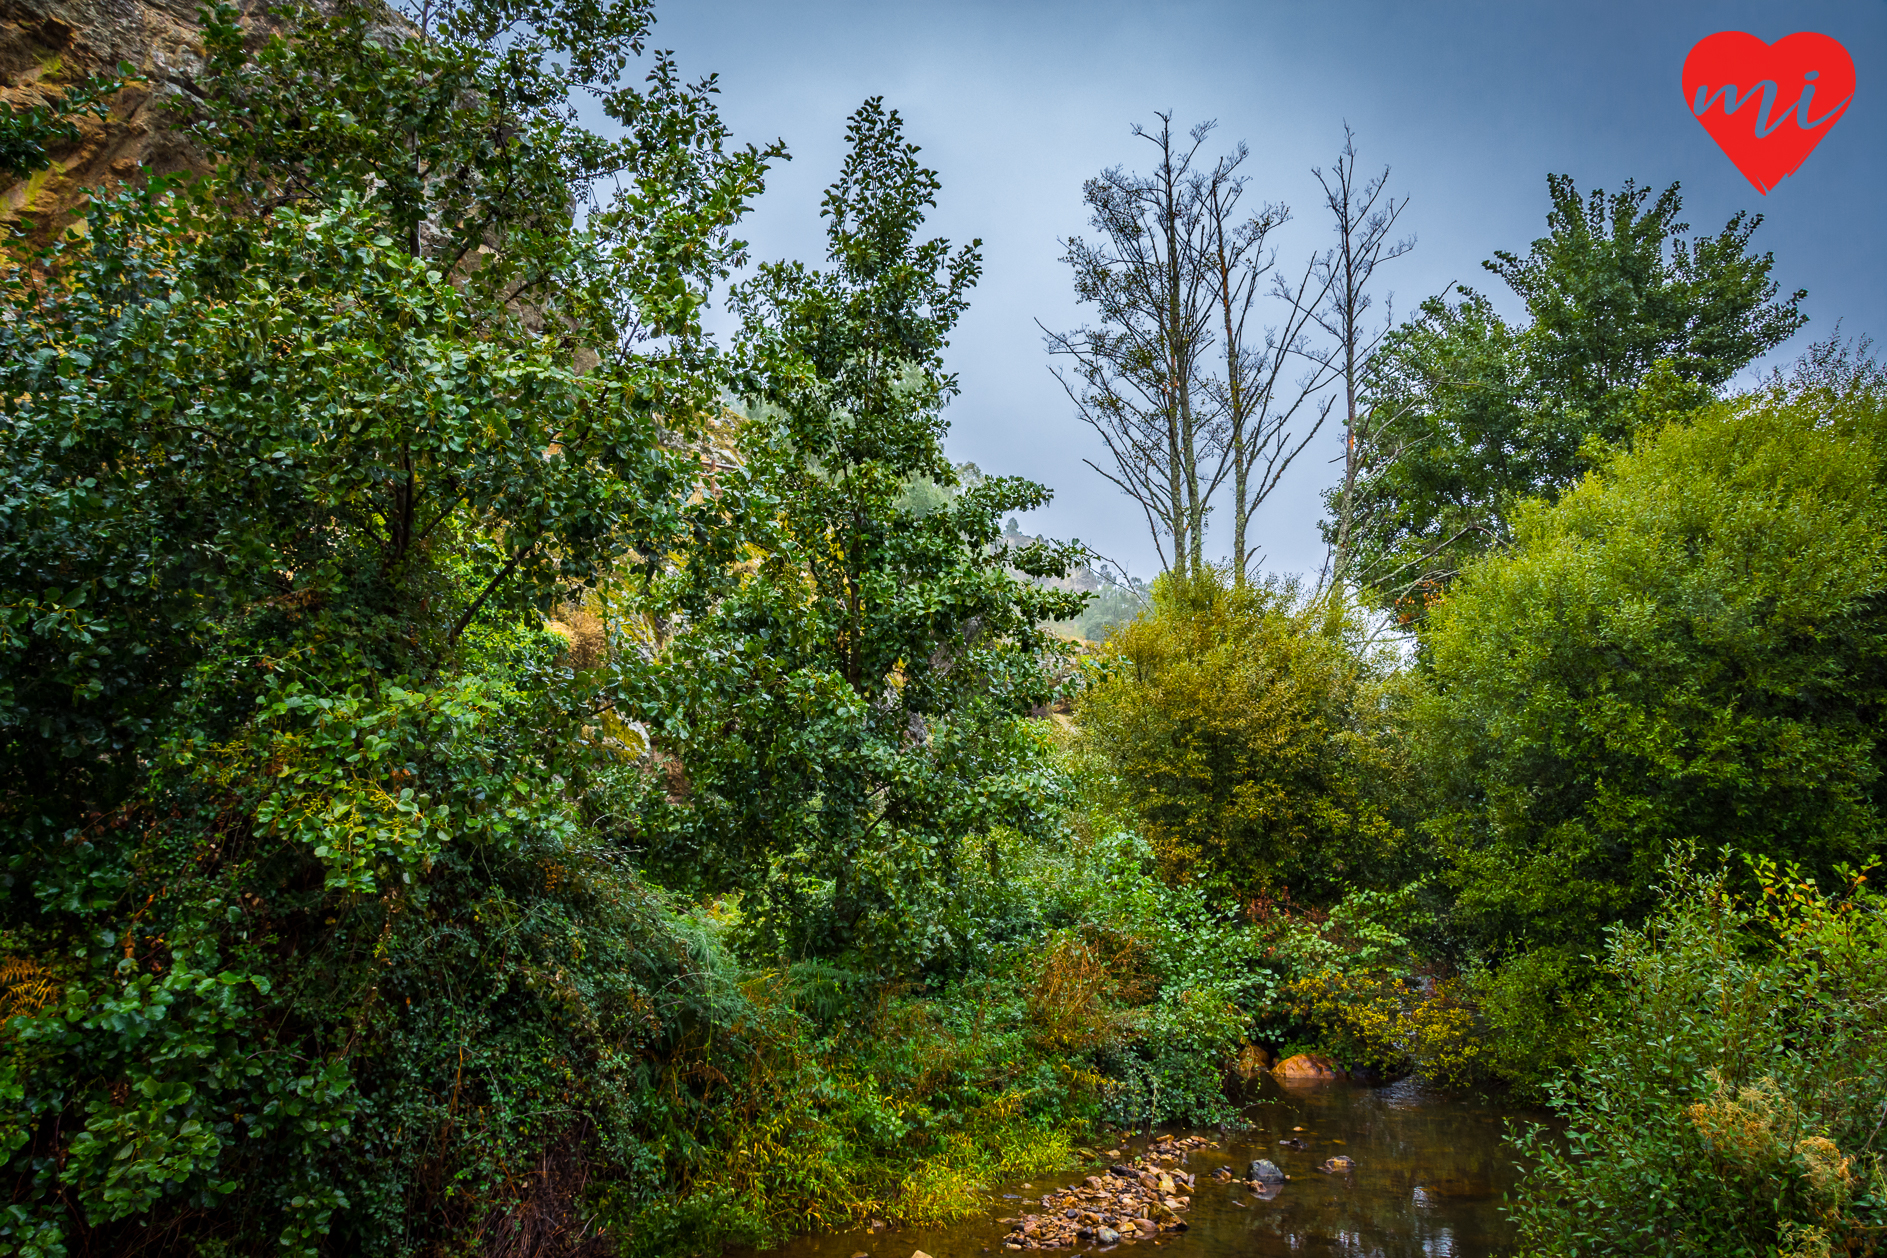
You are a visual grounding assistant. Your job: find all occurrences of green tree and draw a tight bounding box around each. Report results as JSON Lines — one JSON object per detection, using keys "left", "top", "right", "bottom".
{"left": 1345, "top": 176, "right": 1805, "bottom": 610}
{"left": 621, "top": 99, "right": 1085, "bottom": 967}
{"left": 0, "top": 0, "right": 780, "bottom": 1249}
{"left": 1416, "top": 347, "right": 1887, "bottom": 974}
{"left": 1078, "top": 567, "right": 1406, "bottom": 903}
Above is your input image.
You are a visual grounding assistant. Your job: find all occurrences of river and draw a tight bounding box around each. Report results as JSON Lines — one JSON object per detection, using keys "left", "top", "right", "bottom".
{"left": 731, "top": 1074, "right": 1542, "bottom": 1258}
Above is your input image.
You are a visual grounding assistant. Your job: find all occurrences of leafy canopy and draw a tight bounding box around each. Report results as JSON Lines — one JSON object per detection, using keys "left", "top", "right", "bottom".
{"left": 0, "top": 0, "right": 782, "bottom": 1250}
{"left": 1416, "top": 348, "right": 1887, "bottom": 966}
{"left": 1078, "top": 568, "right": 1407, "bottom": 904}
{"left": 1344, "top": 176, "right": 1805, "bottom": 606}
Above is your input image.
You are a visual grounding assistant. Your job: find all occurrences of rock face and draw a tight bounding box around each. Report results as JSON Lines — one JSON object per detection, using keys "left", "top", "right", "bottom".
{"left": 0, "top": 0, "right": 290, "bottom": 232}
{"left": 1248, "top": 1158, "right": 1285, "bottom": 1183}
{"left": 1273, "top": 1052, "right": 1344, "bottom": 1080}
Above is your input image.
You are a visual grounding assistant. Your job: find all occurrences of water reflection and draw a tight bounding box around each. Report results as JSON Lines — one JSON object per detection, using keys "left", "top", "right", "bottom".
{"left": 728, "top": 1074, "right": 1540, "bottom": 1258}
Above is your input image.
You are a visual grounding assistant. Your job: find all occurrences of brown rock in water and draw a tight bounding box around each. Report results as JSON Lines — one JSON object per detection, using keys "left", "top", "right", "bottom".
{"left": 1273, "top": 1052, "right": 1344, "bottom": 1080}
{"left": 1235, "top": 1042, "right": 1273, "bottom": 1079}
{"left": 912, "top": 1252, "right": 934, "bottom": 1258}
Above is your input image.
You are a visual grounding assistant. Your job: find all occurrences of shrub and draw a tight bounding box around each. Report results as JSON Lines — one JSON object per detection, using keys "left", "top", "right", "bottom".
{"left": 1077, "top": 568, "right": 1409, "bottom": 903}
{"left": 1510, "top": 853, "right": 1887, "bottom": 1257}
{"left": 1417, "top": 358, "right": 1887, "bottom": 967}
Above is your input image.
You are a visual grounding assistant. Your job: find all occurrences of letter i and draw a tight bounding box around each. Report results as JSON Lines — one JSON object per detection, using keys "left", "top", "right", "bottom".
{"left": 1795, "top": 70, "right": 1820, "bottom": 130}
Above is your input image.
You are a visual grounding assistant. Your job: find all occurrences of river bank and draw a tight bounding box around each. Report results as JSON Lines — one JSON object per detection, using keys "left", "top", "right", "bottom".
{"left": 727, "top": 1073, "right": 1541, "bottom": 1258}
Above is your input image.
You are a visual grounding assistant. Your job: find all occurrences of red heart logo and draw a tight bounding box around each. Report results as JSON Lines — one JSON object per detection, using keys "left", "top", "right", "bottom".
{"left": 1682, "top": 31, "right": 1855, "bottom": 194}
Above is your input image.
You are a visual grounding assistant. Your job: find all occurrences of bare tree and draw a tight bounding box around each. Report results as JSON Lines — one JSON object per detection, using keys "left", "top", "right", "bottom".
{"left": 1308, "top": 125, "right": 1414, "bottom": 590}
{"left": 1196, "top": 146, "right": 1339, "bottom": 584}
{"left": 1042, "top": 115, "right": 1219, "bottom": 577}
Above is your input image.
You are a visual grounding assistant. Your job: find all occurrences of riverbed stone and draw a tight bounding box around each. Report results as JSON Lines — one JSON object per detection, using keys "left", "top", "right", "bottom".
{"left": 1249, "top": 1158, "right": 1285, "bottom": 1183}
{"left": 1095, "top": 1226, "right": 1120, "bottom": 1244}
{"left": 1273, "top": 1052, "right": 1344, "bottom": 1079}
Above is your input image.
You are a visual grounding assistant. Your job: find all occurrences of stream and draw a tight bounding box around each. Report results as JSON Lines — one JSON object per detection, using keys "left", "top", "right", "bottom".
{"left": 730, "top": 1074, "right": 1543, "bottom": 1258}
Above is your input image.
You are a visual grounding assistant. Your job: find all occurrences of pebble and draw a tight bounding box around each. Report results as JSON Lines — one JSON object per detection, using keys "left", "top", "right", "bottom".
{"left": 989, "top": 1135, "right": 1212, "bottom": 1249}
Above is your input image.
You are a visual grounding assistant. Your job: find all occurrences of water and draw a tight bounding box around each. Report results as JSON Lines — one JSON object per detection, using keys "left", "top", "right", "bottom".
{"left": 732, "top": 1075, "right": 1541, "bottom": 1258}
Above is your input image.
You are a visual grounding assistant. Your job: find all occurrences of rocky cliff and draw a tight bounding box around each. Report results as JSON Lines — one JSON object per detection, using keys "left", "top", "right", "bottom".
{"left": 0, "top": 0, "right": 273, "bottom": 230}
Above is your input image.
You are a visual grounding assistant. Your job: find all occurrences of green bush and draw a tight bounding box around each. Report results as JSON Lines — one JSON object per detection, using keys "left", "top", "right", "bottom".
{"left": 1417, "top": 359, "right": 1887, "bottom": 969}
{"left": 1511, "top": 853, "right": 1887, "bottom": 1257}
{"left": 1077, "top": 568, "right": 1410, "bottom": 902}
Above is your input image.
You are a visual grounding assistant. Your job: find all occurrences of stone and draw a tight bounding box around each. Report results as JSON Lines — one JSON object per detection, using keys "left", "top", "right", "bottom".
{"left": 913, "top": 1252, "right": 934, "bottom": 1258}
{"left": 1248, "top": 1158, "right": 1285, "bottom": 1183}
{"left": 1095, "top": 1226, "right": 1120, "bottom": 1245}
{"left": 1321, "top": 1155, "right": 1356, "bottom": 1173}
{"left": 1274, "top": 1053, "right": 1344, "bottom": 1080}
{"left": 1132, "top": 1218, "right": 1157, "bottom": 1234}
{"left": 1235, "top": 1042, "right": 1273, "bottom": 1079}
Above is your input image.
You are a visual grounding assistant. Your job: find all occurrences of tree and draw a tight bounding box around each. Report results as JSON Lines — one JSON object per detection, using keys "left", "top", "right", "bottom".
{"left": 0, "top": 0, "right": 778, "bottom": 1249}
{"left": 1415, "top": 348, "right": 1887, "bottom": 971}
{"left": 1307, "top": 126, "right": 1413, "bottom": 590}
{"left": 624, "top": 99, "right": 1085, "bottom": 966}
{"left": 1044, "top": 115, "right": 1218, "bottom": 577}
{"left": 1079, "top": 567, "right": 1406, "bottom": 903}
{"left": 1346, "top": 176, "right": 1806, "bottom": 612}
{"left": 1047, "top": 117, "right": 1336, "bottom": 583}
{"left": 1198, "top": 144, "right": 1336, "bottom": 584}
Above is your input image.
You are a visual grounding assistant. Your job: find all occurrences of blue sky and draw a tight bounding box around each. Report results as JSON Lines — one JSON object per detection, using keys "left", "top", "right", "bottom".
{"left": 641, "top": 0, "right": 1886, "bottom": 582}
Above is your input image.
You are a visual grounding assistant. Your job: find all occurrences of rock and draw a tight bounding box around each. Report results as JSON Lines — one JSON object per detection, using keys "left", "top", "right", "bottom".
{"left": 913, "top": 1252, "right": 934, "bottom": 1258}
{"left": 1132, "top": 1218, "right": 1156, "bottom": 1234}
{"left": 1248, "top": 1158, "right": 1285, "bottom": 1183}
{"left": 1095, "top": 1226, "right": 1120, "bottom": 1245}
{"left": 1235, "top": 1042, "right": 1273, "bottom": 1079}
{"left": 1273, "top": 1053, "right": 1344, "bottom": 1080}
{"left": 1155, "top": 1172, "right": 1175, "bottom": 1194}
{"left": 0, "top": 0, "right": 340, "bottom": 243}
{"left": 1321, "top": 1156, "right": 1356, "bottom": 1174}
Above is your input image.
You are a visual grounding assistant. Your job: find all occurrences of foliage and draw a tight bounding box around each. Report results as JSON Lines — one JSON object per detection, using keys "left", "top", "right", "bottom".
{"left": 1345, "top": 176, "right": 1806, "bottom": 609}
{"left": 0, "top": 70, "right": 131, "bottom": 186}
{"left": 1286, "top": 967, "right": 1488, "bottom": 1087}
{"left": 1510, "top": 854, "right": 1887, "bottom": 1258}
{"left": 1049, "top": 576, "right": 1147, "bottom": 644}
{"left": 0, "top": 0, "right": 784, "bottom": 1249}
{"left": 618, "top": 98, "right": 1087, "bottom": 967}
{"left": 1078, "top": 566, "right": 1408, "bottom": 902}
{"left": 1415, "top": 356, "right": 1887, "bottom": 980}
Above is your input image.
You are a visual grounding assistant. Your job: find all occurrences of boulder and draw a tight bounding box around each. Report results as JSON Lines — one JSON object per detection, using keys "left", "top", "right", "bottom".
{"left": 1095, "top": 1226, "right": 1120, "bottom": 1245}
{"left": 1248, "top": 1158, "right": 1285, "bottom": 1183}
{"left": 1235, "top": 1043, "right": 1273, "bottom": 1079}
{"left": 1273, "top": 1053, "right": 1344, "bottom": 1080}
{"left": 1320, "top": 1155, "right": 1356, "bottom": 1173}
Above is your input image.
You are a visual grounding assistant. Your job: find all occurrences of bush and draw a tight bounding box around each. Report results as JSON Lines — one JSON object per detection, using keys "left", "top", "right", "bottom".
{"left": 1417, "top": 356, "right": 1887, "bottom": 970}
{"left": 1511, "top": 853, "right": 1887, "bottom": 1257}
{"left": 1077, "top": 568, "right": 1409, "bottom": 902}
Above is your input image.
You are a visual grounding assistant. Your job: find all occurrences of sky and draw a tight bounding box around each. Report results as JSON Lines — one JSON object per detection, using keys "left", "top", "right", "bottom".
{"left": 631, "top": 0, "right": 1887, "bottom": 584}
